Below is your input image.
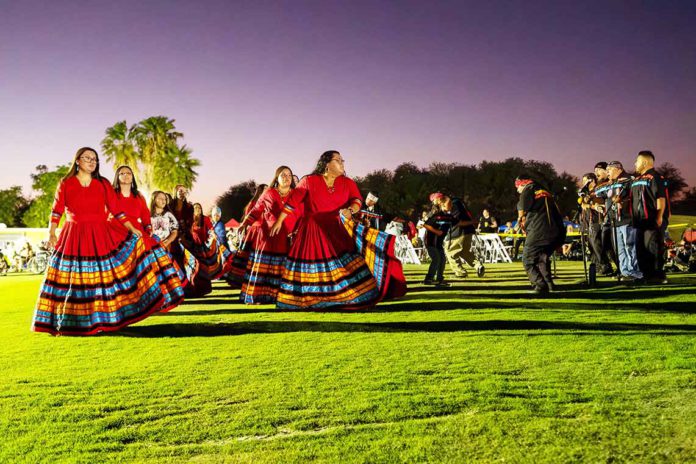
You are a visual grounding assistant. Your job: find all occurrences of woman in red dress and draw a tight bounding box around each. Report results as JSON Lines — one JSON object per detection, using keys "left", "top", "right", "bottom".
{"left": 109, "top": 166, "right": 185, "bottom": 311}
{"left": 185, "top": 203, "right": 225, "bottom": 296}
{"left": 228, "top": 165, "right": 297, "bottom": 304}
{"left": 270, "top": 150, "right": 407, "bottom": 309}
{"left": 32, "top": 148, "right": 173, "bottom": 335}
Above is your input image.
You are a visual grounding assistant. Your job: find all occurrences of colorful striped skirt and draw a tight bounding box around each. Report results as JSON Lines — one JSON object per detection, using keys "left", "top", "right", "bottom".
{"left": 33, "top": 229, "right": 175, "bottom": 336}
{"left": 149, "top": 243, "right": 186, "bottom": 312}
{"left": 225, "top": 222, "right": 291, "bottom": 304}
{"left": 276, "top": 215, "right": 405, "bottom": 310}
{"left": 183, "top": 237, "right": 225, "bottom": 297}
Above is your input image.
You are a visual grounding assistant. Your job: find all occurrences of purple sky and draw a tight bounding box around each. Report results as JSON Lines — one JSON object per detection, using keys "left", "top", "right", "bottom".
{"left": 2, "top": 0, "right": 695, "bottom": 212}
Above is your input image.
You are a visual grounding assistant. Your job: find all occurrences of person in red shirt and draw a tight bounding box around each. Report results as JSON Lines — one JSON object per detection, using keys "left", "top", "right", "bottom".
{"left": 228, "top": 165, "right": 298, "bottom": 304}
{"left": 270, "top": 150, "right": 406, "bottom": 309}
{"left": 185, "top": 202, "right": 226, "bottom": 297}
{"left": 110, "top": 166, "right": 185, "bottom": 311}
{"left": 32, "top": 148, "right": 171, "bottom": 335}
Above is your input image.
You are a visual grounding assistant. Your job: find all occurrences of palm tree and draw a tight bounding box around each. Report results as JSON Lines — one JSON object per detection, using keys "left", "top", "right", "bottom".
{"left": 131, "top": 116, "right": 183, "bottom": 194}
{"left": 154, "top": 144, "right": 201, "bottom": 194}
{"left": 101, "top": 116, "right": 201, "bottom": 198}
{"left": 101, "top": 121, "right": 139, "bottom": 178}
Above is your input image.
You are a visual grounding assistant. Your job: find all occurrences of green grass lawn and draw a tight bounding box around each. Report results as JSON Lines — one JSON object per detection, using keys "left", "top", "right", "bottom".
{"left": 2, "top": 262, "right": 696, "bottom": 463}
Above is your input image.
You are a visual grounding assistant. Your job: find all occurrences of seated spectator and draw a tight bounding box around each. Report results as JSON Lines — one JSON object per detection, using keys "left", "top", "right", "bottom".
{"left": 561, "top": 217, "right": 579, "bottom": 257}
{"left": 499, "top": 220, "right": 523, "bottom": 260}
{"left": 478, "top": 209, "right": 498, "bottom": 233}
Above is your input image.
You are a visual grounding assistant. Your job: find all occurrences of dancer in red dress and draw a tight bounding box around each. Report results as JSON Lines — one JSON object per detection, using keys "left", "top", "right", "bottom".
{"left": 270, "top": 150, "right": 407, "bottom": 309}
{"left": 109, "top": 166, "right": 185, "bottom": 311}
{"left": 32, "top": 148, "right": 174, "bottom": 335}
{"left": 185, "top": 203, "right": 225, "bottom": 296}
{"left": 228, "top": 165, "right": 298, "bottom": 303}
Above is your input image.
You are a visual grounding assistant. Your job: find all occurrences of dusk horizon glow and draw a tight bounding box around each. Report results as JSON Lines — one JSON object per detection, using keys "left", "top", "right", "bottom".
{"left": 2, "top": 0, "right": 694, "bottom": 215}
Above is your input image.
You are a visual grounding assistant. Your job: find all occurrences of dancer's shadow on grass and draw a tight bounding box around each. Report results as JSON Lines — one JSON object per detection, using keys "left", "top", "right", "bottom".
{"left": 374, "top": 300, "right": 696, "bottom": 314}
{"left": 115, "top": 319, "right": 696, "bottom": 338}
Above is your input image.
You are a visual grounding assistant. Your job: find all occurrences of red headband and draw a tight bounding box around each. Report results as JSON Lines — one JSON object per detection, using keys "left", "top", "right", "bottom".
{"left": 429, "top": 192, "right": 444, "bottom": 202}
{"left": 515, "top": 179, "right": 533, "bottom": 188}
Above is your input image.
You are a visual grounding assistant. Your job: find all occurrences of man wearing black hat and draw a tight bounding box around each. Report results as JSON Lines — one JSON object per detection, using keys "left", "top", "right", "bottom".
{"left": 592, "top": 162, "right": 618, "bottom": 275}
{"left": 579, "top": 173, "right": 613, "bottom": 275}
{"left": 631, "top": 150, "right": 668, "bottom": 283}
{"left": 515, "top": 175, "right": 566, "bottom": 294}
{"left": 605, "top": 161, "right": 643, "bottom": 283}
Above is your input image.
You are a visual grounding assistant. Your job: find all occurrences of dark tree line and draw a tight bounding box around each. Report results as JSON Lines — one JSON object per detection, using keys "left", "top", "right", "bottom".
{"left": 354, "top": 158, "right": 580, "bottom": 223}
{"left": 212, "top": 157, "right": 691, "bottom": 225}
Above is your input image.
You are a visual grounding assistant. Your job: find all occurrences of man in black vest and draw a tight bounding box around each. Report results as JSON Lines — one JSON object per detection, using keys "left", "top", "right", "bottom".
{"left": 516, "top": 175, "right": 566, "bottom": 294}
{"left": 631, "top": 150, "right": 668, "bottom": 284}
{"left": 604, "top": 161, "right": 643, "bottom": 283}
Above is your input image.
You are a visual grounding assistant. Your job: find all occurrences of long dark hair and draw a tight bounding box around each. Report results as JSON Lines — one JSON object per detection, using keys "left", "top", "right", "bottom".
{"left": 62, "top": 147, "right": 105, "bottom": 182}
{"left": 268, "top": 165, "right": 296, "bottom": 189}
{"left": 192, "top": 202, "right": 204, "bottom": 227}
{"left": 112, "top": 165, "right": 140, "bottom": 197}
{"left": 243, "top": 184, "right": 267, "bottom": 215}
{"left": 312, "top": 150, "right": 340, "bottom": 176}
{"left": 149, "top": 190, "right": 171, "bottom": 216}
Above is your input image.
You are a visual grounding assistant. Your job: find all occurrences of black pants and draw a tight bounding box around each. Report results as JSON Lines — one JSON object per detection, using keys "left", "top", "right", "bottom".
{"left": 601, "top": 221, "right": 619, "bottom": 270}
{"left": 636, "top": 227, "right": 665, "bottom": 280}
{"left": 426, "top": 245, "right": 446, "bottom": 282}
{"left": 522, "top": 241, "right": 557, "bottom": 290}
{"left": 588, "top": 222, "right": 612, "bottom": 273}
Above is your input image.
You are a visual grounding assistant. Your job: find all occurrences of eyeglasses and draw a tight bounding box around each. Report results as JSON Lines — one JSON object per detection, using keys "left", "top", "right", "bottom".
{"left": 80, "top": 156, "right": 98, "bottom": 163}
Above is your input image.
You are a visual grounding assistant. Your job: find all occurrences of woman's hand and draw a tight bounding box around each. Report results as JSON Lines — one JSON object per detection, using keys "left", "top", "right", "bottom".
{"left": 340, "top": 208, "right": 353, "bottom": 219}
{"left": 47, "top": 233, "right": 58, "bottom": 249}
{"left": 269, "top": 220, "right": 282, "bottom": 237}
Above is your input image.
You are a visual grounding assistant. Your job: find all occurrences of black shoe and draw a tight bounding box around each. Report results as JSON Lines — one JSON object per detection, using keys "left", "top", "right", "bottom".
{"left": 622, "top": 276, "right": 645, "bottom": 285}
{"left": 435, "top": 281, "right": 451, "bottom": 288}
{"left": 646, "top": 276, "right": 668, "bottom": 285}
{"left": 528, "top": 285, "right": 550, "bottom": 295}
{"left": 422, "top": 279, "right": 435, "bottom": 285}
{"left": 476, "top": 265, "right": 486, "bottom": 278}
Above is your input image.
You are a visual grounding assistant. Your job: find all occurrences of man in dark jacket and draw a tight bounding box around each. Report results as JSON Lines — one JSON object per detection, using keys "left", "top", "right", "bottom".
{"left": 579, "top": 173, "right": 613, "bottom": 275}
{"left": 516, "top": 175, "right": 566, "bottom": 294}
{"left": 631, "top": 150, "right": 668, "bottom": 283}
{"left": 605, "top": 161, "right": 643, "bottom": 283}
{"left": 593, "top": 162, "right": 619, "bottom": 274}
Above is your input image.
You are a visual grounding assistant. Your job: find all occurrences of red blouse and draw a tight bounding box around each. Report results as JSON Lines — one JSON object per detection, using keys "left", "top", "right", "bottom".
{"left": 245, "top": 188, "right": 297, "bottom": 231}
{"left": 113, "top": 192, "right": 152, "bottom": 234}
{"left": 191, "top": 216, "right": 213, "bottom": 245}
{"left": 51, "top": 176, "right": 127, "bottom": 225}
{"left": 283, "top": 175, "right": 362, "bottom": 217}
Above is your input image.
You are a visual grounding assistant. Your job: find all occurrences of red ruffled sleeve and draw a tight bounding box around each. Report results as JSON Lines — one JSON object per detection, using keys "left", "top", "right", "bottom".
{"left": 344, "top": 177, "right": 363, "bottom": 210}
{"left": 102, "top": 179, "right": 128, "bottom": 225}
{"left": 283, "top": 176, "right": 309, "bottom": 215}
{"left": 50, "top": 180, "right": 66, "bottom": 225}
{"left": 139, "top": 194, "right": 152, "bottom": 233}
{"left": 243, "top": 189, "right": 273, "bottom": 225}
